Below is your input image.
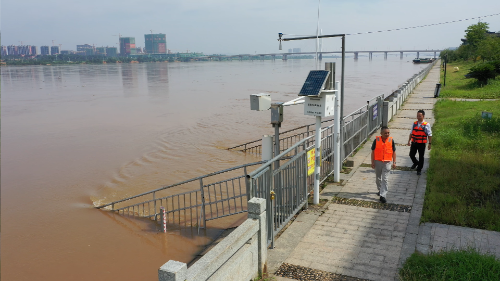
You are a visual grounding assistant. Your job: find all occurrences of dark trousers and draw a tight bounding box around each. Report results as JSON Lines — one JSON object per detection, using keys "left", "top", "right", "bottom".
{"left": 409, "top": 142, "right": 426, "bottom": 171}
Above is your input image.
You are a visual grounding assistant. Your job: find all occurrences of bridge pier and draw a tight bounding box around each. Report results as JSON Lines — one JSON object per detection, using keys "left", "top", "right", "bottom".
{"left": 282, "top": 54, "right": 287, "bottom": 61}
{"left": 400, "top": 52, "right": 403, "bottom": 60}
{"left": 369, "top": 52, "right": 372, "bottom": 60}
{"left": 417, "top": 52, "right": 419, "bottom": 59}
{"left": 319, "top": 53, "right": 323, "bottom": 60}
{"left": 260, "top": 55, "right": 264, "bottom": 61}
{"left": 384, "top": 52, "right": 388, "bottom": 60}
{"left": 434, "top": 52, "right": 436, "bottom": 58}
{"left": 272, "top": 55, "right": 275, "bottom": 61}
{"left": 354, "top": 52, "right": 358, "bottom": 60}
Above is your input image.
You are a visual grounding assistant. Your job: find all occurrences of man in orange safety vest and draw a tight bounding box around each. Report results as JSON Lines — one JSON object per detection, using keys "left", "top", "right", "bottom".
{"left": 371, "top": 126, "right": 397, "bottom": 204}
{"left": 407, "top": 110, "right": 432, "bottom": 175}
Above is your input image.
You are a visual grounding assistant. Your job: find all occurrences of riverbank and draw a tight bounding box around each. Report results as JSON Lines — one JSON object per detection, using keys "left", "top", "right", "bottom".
{"left": 266, "top": 61, "right": 500, "bottom": 281}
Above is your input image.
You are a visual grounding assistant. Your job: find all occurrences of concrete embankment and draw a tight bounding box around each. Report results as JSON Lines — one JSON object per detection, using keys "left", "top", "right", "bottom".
{"left": 269, "top": 61, "right": 500, "bottom": 281}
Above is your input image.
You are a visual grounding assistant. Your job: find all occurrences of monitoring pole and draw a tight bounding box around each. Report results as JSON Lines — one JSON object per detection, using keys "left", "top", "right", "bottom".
{"left": 313, "top": 115, "right": 321, "bottom": 205}
{"left": 279, "top": 33, "right": 346, "bottom": 164}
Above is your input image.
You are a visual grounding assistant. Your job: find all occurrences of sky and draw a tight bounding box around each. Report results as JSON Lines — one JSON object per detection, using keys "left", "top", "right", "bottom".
{"left": 1, "top": 0, "right": 499, "bottom": 55}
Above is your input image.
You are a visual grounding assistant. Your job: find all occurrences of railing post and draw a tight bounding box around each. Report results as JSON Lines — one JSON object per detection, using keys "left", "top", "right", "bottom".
{"left": 244, "top": 166, "right": 250, "bottom": 201}
{"left": 248, "top": 197, "right": 267, "bottom": 276}
{"left": 199, "top": 178, "right": 207, "bottom": 229}
{"left": 153, "top": 192, "right": 157, "bottom": 221}
{"left": 366, "top": 101, "right": 370, "bottom": 140}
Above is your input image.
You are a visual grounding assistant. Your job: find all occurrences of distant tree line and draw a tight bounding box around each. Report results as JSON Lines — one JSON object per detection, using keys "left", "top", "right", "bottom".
{"left": 441, "top": 22, "right": 500, "bottom": 85}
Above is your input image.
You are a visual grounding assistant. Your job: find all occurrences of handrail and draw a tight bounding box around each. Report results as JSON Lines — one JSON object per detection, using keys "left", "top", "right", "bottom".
{"left": 95, "top": 161, "right": 265, "bottom": 209}
{"left": 227, "top": 117, "right": 335, "bottom": 151}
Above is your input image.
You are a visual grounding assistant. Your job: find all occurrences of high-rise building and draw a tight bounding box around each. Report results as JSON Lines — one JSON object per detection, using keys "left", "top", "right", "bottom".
{"left": 95, "top": 47, "right": 106, "bottom": 56}
{"left": 77, "top": 44, "right": 93, "bottom": 52}
{"left": 18, "top": 45, "right": 32, "bottom": 56}
{"left": 41, "top": 46, "right": 50, "bottom": 55}
{"left": 51, "top": 46, "right": 60, "bottom": 55}
{"left": 293, "top": 48, "right": 301, "bottom": 53}
{"left": 85, "top": 48, "right": 95, "bottom": 56}
{"left": 119, "top": 37, "right": 136, "bottom": 56}
{"left": 7, "top": 45, "right": 18, "bottom": 55}
{"left": 31, "top": 46, "right": 37, "bottom": 55}
{"left": 144, "top": 34, "right": 166, "bottom": 54}
{"left": 1, "top": 46, "right": 8, "bottom": 56}
{"left": 106, "top": 47, "right": 118, "bottom": 57}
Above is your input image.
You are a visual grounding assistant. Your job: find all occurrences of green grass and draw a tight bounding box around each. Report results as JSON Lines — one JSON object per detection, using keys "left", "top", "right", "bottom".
{"left": 422, "top": 99, "right": 500, "bottom": 231}
{"left": 399, "top": 248, "right": 500, "bottom": 281}
{"left": 440, "top": 61, "right": 500, "bottom": 99}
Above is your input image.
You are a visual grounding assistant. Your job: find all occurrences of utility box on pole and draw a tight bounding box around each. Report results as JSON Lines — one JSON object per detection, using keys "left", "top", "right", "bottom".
{"left": 250, "top": 93, "right": 272, "bottom": 111}
{"left": 304, "top": 93, "right": 335, "bottom": 117}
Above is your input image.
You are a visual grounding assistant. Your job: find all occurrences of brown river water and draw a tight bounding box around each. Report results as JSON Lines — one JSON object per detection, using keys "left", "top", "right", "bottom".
{"left": 1, "top": 57, "right": 427, "bottom": 280}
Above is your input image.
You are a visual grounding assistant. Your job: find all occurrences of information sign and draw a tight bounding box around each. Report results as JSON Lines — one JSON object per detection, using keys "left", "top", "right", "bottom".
{"left": 307, "top": 148, "right": 315, "bottom": 176}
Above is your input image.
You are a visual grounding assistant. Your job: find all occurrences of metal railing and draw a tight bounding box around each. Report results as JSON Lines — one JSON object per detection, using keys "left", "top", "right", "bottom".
{"left": 227, "top": 117, "right": 335, "bottom": 154}
{"left": 95, "top": 161, "right": 265, "bottom": 228}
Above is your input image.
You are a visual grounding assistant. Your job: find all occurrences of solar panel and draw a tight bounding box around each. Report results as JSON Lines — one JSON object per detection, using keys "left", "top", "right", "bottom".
{"left": 298, "top": 70, "right": 330, "bottom": 96}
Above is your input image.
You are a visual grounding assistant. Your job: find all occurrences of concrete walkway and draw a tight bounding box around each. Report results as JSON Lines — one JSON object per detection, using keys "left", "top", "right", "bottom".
{"left": 268, "top": 63, "right": 500, "bottom": 281}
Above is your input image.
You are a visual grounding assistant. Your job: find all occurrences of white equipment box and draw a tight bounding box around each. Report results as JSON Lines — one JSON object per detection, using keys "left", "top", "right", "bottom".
{"left": 304, "top": 91, "right": 335, "bottom": 117}
{"left": 250, "top": 93, "right": 271, "bottom": 111}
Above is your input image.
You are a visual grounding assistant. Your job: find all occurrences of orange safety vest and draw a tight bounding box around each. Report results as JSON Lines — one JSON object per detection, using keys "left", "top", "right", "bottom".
{"left": 374, "top": 136, "right": 394, "bottom": 161}
{"left": 411, "top": 121, "right": 428, "bottom": 143}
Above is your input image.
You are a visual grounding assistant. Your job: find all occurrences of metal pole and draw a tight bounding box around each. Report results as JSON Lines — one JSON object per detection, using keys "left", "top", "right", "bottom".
{"left": 443, "top": 55, "right": 447, "bottom": 87}
{"left": 341, "top": 35, "right": 345, "bottom": 162}
{"left": 274, "top": 125, "right": 280, "bottom": 169}
{"left": 333, "top": 81, "right": 341, "bottom": 182}
{"left": 314, "top": 116, "right": 321, "bottom": 205}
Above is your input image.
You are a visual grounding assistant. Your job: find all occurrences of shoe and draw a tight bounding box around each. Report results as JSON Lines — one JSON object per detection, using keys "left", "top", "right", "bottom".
{"left": 417, "top": 171, "right": 422, "bottom": 175}
{"left": 380, "top": 196, "right": 387, "bottom": 203}
{"left": 411, "top": 163, "right": 418, "bottom": 170}
{"left": 377, "top": 191, "right": 380, "bottom": 196}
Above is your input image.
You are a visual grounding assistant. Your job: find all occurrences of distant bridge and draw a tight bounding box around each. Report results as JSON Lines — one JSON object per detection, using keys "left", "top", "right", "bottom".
{"left": 199, "top": 50, "right": 443, "bottom": 61}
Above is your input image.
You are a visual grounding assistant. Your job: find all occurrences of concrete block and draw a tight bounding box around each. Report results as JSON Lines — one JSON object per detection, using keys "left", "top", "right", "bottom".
{"left": 344, "top": 157, "right": 355, "bottom": 167}
{"left": 158, "top": 260, "right": 187, "bottom": 281}
{"left": 248, "top": 197, "right": 266, "bottom": 217}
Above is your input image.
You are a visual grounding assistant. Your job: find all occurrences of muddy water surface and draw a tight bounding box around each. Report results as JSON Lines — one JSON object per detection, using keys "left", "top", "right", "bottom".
{"left": 1, "top": 58, "right": 427, "bottom": 281}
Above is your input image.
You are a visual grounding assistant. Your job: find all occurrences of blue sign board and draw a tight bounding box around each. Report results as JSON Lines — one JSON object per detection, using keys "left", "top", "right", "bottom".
{"left": 373, "top": 104, "right": 378, "bottom": 120}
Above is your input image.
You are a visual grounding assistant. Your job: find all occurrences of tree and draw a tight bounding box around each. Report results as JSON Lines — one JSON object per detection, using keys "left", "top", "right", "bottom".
{"left": 467, "top": 62, "right": 497, "bottom": 85}
{"left": 464, "top": 22, "right": 490, "bottom": 60}
{"left": 478, "top": 36, "right": 500, "bottom": 61}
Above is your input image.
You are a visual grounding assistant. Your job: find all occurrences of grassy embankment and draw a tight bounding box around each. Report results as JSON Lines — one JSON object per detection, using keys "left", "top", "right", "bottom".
{"left": 421, "top": 61, "right": 500, "bottom": 231}
{"left": 399, "top": 248, "right": 500, "bottom": 281}
{"left": 400, "top": 61, "right": 500, "bottom": 280}
{"left": 439, "top": 60, "right": 500, "bottom": 99}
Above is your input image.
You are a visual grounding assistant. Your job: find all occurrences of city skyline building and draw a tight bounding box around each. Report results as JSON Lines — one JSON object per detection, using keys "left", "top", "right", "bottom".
{"left": 18, "top": 45, "right": 33, "bottom": 56}
{"left": 31, "top": 46, "right": 37, "bottom": 55}
{"left": 106, "top": 47, "right": 118, "bottom": 57}
{"left": 7, "top": 45, "right": 18, "bottom": 55}
{"left": 144, "top": 33, "right": 167, "bottom": 54}
{"left": 51, "top": 46, "right": 60, "bottom": 55}
{"left": 77, "top": 44, "right": 93, "bottom": 52}
{"left": 95, "top": 47, "right": 106, "bottom": 56}
{"left": 119, "top": 37, "right": 136, "bottom": 56}
{"left": 40, "top": 46, "right": 50, "bottom": 55}
{"left": 1, "top": 46, "right": 7, "bottom": 56}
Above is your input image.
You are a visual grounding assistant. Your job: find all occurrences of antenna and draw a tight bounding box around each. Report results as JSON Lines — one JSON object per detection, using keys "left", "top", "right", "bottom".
{"left": 315, "top": 0, "right": 321, "bottom": 69}
{"left": 150, "top": 29, "right": 154, "bottom": 34}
